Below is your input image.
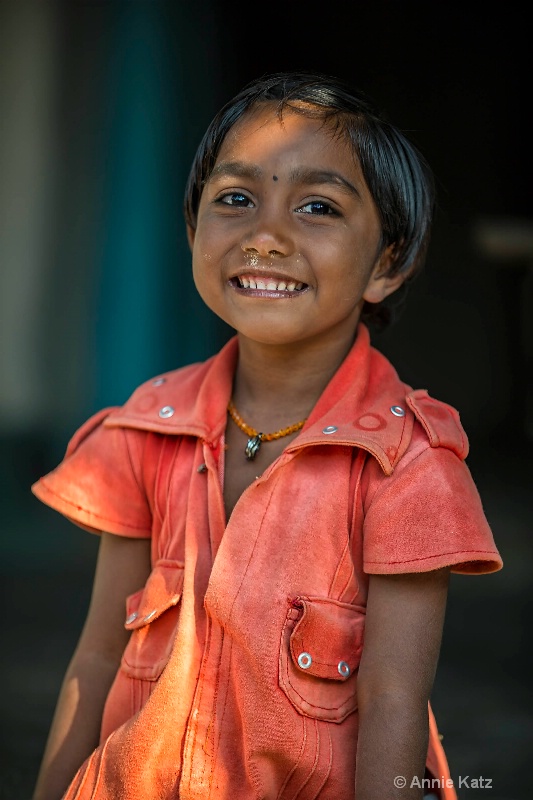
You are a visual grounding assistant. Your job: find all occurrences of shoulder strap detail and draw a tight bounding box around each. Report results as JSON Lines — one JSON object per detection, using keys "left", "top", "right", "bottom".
{"left": 405, "top": 389, "right": 469, "bottom": 459}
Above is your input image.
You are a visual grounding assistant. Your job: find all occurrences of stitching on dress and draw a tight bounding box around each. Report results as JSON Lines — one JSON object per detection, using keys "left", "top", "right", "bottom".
{"left": 276, "top": 714, "right": 306, "bottom": 799}
{"left": 88, "top": 733, "right": 113, "bottom": 800}
{"left": 290, "top": 718, "right": 320, "bottom": 800}
{"left": 365, "top": 548, "right": 498, "bottom": 565}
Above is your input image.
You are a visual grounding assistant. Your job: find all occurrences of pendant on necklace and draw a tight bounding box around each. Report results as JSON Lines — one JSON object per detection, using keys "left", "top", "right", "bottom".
{"left": 245, "top": 433, "right": 263, "bottom": 460}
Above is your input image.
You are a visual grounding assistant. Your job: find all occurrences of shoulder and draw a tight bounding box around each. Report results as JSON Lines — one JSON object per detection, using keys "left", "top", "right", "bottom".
{"left": 360, "top": 382, "right": 472, "bottom": 509}
{"left": 364, "top": 384, "right": 469, "bottom": 498}
{"left": 359, "top": 386, "right": 502, "bottom": 575}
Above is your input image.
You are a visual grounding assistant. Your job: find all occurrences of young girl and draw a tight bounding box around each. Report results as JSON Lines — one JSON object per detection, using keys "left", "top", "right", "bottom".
{"left": 31, "top": 71, "right": 502, "bottom": 800}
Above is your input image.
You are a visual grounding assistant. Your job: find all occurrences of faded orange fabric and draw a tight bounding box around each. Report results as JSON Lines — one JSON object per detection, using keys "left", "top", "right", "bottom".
{"left": 32, "top": 324, "right": 502, "bottom": 800}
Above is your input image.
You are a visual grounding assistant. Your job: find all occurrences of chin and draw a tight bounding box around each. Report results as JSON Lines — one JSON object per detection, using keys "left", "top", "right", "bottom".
{"left": 237, "top": 322, "right": 318, "bottom": 347}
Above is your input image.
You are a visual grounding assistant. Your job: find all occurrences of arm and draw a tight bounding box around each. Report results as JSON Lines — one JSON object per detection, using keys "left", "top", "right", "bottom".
{"left": 32, "top": 532, "right": 152, "bottom": 800}
{"left": 355, "top": 567, "right": 450, "bottom": 800}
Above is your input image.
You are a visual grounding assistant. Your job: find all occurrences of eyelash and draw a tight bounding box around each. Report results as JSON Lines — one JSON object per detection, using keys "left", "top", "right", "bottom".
{"left": 296, "top": 201, "right": 337, "bottom": 216}
{"left": 218, "top": 192, "right": 251, "bottom": 207}
{"left": 216, "top": 192, "right": 338, "bottom": 216}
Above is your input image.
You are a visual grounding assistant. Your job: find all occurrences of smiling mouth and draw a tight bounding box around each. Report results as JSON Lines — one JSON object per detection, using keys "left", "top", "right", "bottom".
{"left": 230, "top": 274, "right": 308, "bottom": 293}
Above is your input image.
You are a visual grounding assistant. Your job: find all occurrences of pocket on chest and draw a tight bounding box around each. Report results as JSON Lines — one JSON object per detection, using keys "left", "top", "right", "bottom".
{"left": 279, "top": 596, "right": 365, "bottom": 723}
{"left": 121, "top": 559, "right": 185, "bottom": 680}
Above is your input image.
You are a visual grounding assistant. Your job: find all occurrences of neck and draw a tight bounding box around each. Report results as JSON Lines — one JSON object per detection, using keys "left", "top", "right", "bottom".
{"left": 231, "top": 327, "right": 361, "bottom": 422}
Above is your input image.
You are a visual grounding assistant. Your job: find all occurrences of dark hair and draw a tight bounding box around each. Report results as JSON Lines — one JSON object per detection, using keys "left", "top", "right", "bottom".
{"left": 184, "top": 71, "right": 435, "bottom": 328}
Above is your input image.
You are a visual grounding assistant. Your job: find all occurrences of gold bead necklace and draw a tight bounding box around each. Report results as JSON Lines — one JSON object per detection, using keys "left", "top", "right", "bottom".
{"left": 227, "top": 400, "right": 307, "bottom": 461}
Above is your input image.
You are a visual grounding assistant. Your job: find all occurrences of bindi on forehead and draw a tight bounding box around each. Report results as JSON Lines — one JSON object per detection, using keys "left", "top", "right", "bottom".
{"left": 272, "top": 175, "right": 278, "bottom": 181}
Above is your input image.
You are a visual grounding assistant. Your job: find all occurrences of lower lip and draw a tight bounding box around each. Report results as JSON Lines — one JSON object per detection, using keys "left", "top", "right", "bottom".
{"left": 229, "top": 282, "right": 309, "bottom": 299}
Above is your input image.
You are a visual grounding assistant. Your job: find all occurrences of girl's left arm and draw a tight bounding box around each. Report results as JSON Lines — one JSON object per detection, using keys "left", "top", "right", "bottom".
{"left": 354, "top": 567, "right": 451, "bottom": 800}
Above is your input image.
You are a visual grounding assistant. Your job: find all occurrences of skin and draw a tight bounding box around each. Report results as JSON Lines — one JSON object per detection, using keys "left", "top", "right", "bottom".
{"left": 34, "top": 104, "right": 449, "bottom": 800}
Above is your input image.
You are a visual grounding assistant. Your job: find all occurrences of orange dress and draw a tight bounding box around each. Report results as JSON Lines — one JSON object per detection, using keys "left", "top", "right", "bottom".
{"left": 32, "top": 323, "right": 502, "bottom": 800}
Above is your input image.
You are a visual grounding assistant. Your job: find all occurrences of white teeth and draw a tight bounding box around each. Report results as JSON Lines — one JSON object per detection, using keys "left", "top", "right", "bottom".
{"left": 236, "top": 275, "right": 306, "bottom": 292}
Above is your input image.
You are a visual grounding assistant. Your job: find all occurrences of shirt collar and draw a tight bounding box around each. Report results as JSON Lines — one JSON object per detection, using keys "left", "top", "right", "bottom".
{"left": 105, "top": 324, "right": 414, "bottom": 475}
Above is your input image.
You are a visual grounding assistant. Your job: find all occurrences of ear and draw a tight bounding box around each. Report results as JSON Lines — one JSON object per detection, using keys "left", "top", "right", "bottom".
{"left": 362, "top": 244, "right": 408, "bottom": 305}
{"left": 186, "top": 224, "right": 196, "bottom": 252}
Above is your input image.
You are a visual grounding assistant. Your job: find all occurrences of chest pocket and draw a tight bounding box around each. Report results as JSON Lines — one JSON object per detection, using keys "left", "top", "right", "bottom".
{"left": 279, "top": 596, "right": 365, "bottom": 723}
{"left": 121, "top": 559, "right": 185, "bottom": 680}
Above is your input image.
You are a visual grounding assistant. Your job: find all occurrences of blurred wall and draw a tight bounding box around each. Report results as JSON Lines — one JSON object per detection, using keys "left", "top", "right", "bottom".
{"left": 0, "top": 1, "right": 59, "bottom": 434}
{"left": 0, "top": 0, "right": 231, "bottom": 447}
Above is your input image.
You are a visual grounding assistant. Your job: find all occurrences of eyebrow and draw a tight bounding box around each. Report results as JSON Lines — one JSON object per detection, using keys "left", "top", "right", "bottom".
{"left": 208, "top": 161, "right": 361, "bottom": 198}
{"left": 289, "top": 167, "right": 361, "bottom": 198}
{"left": 208, "top": 161, "right": 263, "bottom": 182}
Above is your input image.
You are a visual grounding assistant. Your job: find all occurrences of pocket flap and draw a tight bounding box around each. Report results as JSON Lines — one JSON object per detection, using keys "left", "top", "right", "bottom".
{"left": 289, "top": 596, "right": 365, "bottom": 681}
{"left": 125, "top": 560, "right": 184, "bottom": 630}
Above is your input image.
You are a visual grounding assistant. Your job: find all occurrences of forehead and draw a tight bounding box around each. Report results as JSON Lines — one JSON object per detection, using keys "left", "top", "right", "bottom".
{"left": 213, "top": 104, "right": 364, "bottom": 180}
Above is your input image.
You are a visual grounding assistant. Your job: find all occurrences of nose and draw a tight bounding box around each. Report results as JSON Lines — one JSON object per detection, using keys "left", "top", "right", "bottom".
{"left": 240, "top": 207, "right": 292, "bottom": 257}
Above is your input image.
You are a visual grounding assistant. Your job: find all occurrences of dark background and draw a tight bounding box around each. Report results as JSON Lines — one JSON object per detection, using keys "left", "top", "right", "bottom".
{"left": 1, "top": 2, "right": 531, "bottom": 798}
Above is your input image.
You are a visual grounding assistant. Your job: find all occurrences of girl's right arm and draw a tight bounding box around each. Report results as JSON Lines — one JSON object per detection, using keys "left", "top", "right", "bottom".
{"left": 32, "top": 532, "right": 152, "bottom": 800}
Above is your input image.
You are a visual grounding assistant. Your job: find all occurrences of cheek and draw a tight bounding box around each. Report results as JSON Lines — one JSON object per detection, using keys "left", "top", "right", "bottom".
{"left": 191, "top": 223, "right": 224, "bottom": 277}
{"left": 192, "top": 248, "right": 227, "bottom": 318}
{"left": 191, "top": 229, "right": 214, "bottom": 277}
{"left": 192, "top": 253, "right": 213, "bottom": 296}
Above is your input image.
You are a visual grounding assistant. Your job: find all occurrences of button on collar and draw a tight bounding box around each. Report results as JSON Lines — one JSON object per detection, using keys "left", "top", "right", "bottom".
{"left": 159, "top": 406, "right": 174, "bottom": 419}
{"left": 390, "top": 405, "right": 405, "bottom": 417}
{"left": 322, "top": 425, "right": 338, "bottom": 435}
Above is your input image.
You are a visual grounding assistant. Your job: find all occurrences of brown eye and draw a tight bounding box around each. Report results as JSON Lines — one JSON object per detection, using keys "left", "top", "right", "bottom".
{"left": 296, "top": 201, "right": 336, "bottom": 216}
{"left": 219, "top": 192, "right": 252, "bottom": 207}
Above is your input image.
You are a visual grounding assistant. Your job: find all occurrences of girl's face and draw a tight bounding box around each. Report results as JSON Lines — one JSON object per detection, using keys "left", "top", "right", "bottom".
{"left": 188, "top": 104, "right": 403, "bottom": 349}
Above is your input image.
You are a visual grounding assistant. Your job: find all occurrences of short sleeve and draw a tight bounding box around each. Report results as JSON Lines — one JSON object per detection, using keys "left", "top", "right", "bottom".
{"left": 362, "top": 441, "right": 502, "bottom": 575}
{"left": 31, "top": 408, "right": 152, "bottom": 538}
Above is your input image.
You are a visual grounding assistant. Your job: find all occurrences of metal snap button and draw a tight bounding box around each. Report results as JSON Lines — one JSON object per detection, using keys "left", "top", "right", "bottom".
{"left": 197, "top": 463, "right": 207, "bottom": 473}
{"left": 322, "top": 425, "right": 338, "bottom": 434}
{"left": 338, "top": 660, "right": 351, "bottom": 678}
{"left": 152, "top": 378, "right": 166, "bottom": 386}
{"left": 390, "top": 405, "right": 405, "bottom": 417}
{"left": 159, "top": 406, "right": 174, "bottom": 418}
{"left": 125, "top": 612, "right": 138, "bottom": 624}
{"left": 297, "top": 652, "right": 312, "bottom": 669}
{"left": 143, "top": 610, "right": 157, "bottom": 622}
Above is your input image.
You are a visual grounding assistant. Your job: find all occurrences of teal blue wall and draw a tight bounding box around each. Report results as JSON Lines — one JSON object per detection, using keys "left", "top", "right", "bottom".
{"left": 92, "top": 3, "right": 231, "bottom": 412}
